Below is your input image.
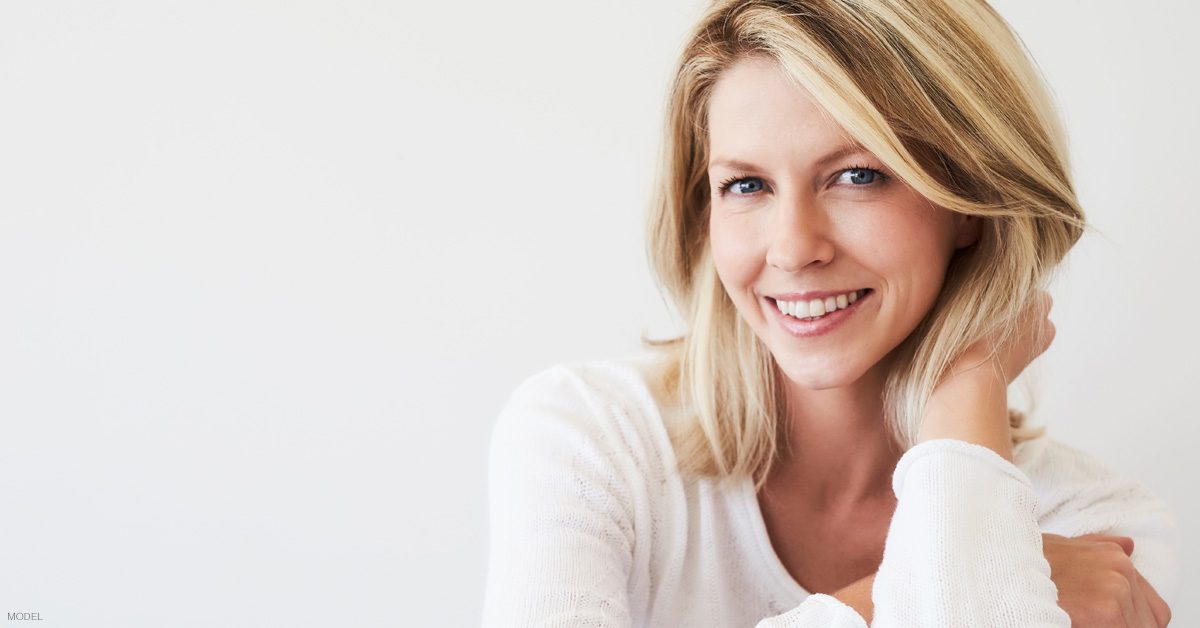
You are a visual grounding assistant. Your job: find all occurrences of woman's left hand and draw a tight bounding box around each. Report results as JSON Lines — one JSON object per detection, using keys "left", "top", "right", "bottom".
{"left": 943, "top": 290, "right": 1056, "bottom": 386}
{"left": 917, "top": 290, "right": 1056, "bottom": 461}
{"left": 1042, "top": 532, "right": 1172, "bottom": 627}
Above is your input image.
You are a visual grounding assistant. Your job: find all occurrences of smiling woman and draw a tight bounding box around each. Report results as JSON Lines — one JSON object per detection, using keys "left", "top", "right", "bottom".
{"left": 482, "top": 1, "right": 1180, "bottom": 626}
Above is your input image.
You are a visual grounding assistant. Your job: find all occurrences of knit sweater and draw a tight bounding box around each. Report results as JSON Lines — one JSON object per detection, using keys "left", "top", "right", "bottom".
{"left": 482, "top": 354, "right": 1181, "bottom": 627}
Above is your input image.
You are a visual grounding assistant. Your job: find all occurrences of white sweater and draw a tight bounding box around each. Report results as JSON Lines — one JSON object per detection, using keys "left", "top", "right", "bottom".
{"left": 482, "top": 355, "right": 1181, "bottom": 627}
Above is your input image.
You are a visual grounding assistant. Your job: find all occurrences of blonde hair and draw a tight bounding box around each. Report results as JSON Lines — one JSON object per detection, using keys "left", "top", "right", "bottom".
{"left": 642, "top": 0, "right": 1086, "bottom": 489}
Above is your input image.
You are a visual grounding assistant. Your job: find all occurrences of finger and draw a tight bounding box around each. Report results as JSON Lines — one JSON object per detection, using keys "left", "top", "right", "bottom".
{"left": 1075, "top": 533, "right": 1134, "bottom": 556}
{"left": 1039, "top": 318, "right": 1056, "bottom": 355}
{"left": 1030, "top": 290, "right": 1052, "bottom": 321}
{"left": 1116, "top": 577, "right": 1140, "bottom": 628}
{"left": 1023, "top": 292, "right": 1050, "bottom": 325}
{"left": 1135, "top": 570, "right": 1171, "bottom": 627}
{"left": 1026, "top": 293, "right": 1056, "bottom": 357}
{"left": 1108, "top": 536, "right": 1134, "bottom": 557}
{"left": 1127, "top": 569, "right": 1160, "bottom": 628}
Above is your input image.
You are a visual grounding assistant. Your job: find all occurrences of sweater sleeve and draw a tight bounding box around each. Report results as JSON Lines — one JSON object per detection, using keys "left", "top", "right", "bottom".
{"left": 753, "top": 594, "right": 869, "bottom": 627}
{"left": 481, "top": 367, "right": 637, "bottom": 627}
{"left": 869, "top": 438, "right": 1072, "bottom": 627}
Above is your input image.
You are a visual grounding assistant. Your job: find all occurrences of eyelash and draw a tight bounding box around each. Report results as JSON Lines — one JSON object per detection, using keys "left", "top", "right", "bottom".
{"left": 715, "top": 165, "right": 891, "bottom": 197}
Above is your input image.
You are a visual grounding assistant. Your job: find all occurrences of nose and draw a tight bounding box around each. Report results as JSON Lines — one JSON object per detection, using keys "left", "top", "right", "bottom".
{"left": 765, "top": 192, "right": 835, "bottom": 272}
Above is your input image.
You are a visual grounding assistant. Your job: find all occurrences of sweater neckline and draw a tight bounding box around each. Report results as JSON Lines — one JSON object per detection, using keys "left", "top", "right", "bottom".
{"left": 737, "top": 475, "right": 811, "bottom": 605}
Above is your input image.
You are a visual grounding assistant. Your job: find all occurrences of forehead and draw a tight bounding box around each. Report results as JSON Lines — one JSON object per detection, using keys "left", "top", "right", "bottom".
{"left": 706, "top": 56, "right": 851, "bottom": 161}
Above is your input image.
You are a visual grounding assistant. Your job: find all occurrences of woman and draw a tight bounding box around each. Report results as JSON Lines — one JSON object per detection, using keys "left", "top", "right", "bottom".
{"left": 483, "top": 0, "right": 1180, "bottom": 626}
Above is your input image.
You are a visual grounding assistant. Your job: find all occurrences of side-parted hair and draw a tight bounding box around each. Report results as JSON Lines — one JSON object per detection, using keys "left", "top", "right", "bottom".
{"left": 643, "top": 0, "right": 1086, "bottom": 489}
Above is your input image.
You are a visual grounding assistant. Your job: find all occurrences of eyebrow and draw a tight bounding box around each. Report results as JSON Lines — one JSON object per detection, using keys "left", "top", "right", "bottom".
{"left": 708, "top": 142, "right": 870, "bottom": 172}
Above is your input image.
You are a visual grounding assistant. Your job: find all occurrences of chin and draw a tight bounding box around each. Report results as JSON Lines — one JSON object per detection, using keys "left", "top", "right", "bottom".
{"left": 775, "top": 361, "right": 866, "bottom": 390}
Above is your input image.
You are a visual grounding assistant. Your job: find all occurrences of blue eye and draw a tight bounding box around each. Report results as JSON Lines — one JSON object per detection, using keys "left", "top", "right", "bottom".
{"left": 837, "top": 167, "right": 888, "bottom": 186}
{"left": 717, "top": 176, "right": 765, "bottom": 196}
{"left": 715, "top": 166, "right": 890, "bottom": 198}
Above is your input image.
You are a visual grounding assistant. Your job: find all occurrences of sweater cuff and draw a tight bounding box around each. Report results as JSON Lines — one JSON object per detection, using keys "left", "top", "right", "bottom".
{"left": 754, "top": 593, "right": 868, "bottom": 628}
{"left": 893, "top": 438, "right": 1030, "bottom": 497}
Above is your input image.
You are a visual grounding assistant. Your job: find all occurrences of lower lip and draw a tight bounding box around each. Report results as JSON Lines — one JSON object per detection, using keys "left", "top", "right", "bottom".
{"left": 769, "top": 290, "right": 872, "bottom": 338}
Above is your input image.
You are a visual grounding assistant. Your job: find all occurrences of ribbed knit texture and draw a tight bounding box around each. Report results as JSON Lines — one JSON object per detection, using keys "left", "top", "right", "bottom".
{"left": 482, "top": 356, "right": 1181, "bottom": 627}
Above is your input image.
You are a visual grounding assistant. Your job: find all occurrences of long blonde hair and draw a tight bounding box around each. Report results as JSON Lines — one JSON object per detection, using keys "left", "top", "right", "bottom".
{"left": 643, "top": 0, "right": 1086, "bottom": 489}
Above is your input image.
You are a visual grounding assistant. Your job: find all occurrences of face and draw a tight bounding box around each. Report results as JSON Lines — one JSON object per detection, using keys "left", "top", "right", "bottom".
{"left": 706, "top": 56, "right": 978, "bottom": 390}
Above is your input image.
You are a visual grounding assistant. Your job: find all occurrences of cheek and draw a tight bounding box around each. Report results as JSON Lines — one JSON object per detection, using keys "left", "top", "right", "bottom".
{"left": 847, "top": 208, "right": 957, "bottom": 327}
{"left": 854, "top": 203, "right": 957, "bottom": 270}
{"left": 709, "top": 216, "right": 763, "bottom": 294}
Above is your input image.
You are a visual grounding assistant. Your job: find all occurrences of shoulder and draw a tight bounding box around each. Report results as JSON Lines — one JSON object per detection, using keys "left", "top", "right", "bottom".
{"left": 1012, "top": 433, "right": 1175, "bottom": 533}
{"left": 500, "top": 354, "right": 668, "bottom": 419}
{"left": 1013, "top": 433, "right": 1142, "bottom": 498}
{"left": 1011, "top": 433, "right": 1108, "bottom": 486}
{"left": 490, "top": 353, "right": 680, "bottom": 485}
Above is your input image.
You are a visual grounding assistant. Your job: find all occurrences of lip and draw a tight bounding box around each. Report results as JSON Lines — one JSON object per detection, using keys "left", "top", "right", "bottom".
{"left": 767, "top": 289, "right": 872, "bottom": 338}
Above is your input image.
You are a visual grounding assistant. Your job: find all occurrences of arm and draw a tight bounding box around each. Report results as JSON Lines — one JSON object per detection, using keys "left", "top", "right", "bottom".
{"left": 868, "top": 291, "right": 1171, "bottom": 626}
{"left": 869, "top": 291, "right": 1071, "bottom": 626}
{"left": 908, "top": 291, "right": 1174, "bottom": 624}
{"left": 828, "top": 434, "right": 1183, "bottom": 627}
{"left": 869, "top": 437, "right": 1072, "bottom": 627}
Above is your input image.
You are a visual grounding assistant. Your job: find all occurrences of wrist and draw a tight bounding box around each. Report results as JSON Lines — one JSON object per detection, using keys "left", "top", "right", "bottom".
{"left": 831, "top": 573, "right": 875, "bottom": 623}
{"left": 919, "top": 367, "right": 1013, "bottom": 462}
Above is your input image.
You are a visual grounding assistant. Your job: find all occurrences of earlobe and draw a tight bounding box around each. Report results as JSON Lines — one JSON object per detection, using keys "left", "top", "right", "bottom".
{"left": 954, "top": 214, "right": 982, "bottom": 249}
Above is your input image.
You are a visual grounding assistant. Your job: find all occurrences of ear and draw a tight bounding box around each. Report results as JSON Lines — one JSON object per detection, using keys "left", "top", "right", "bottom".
{"left": 953, "top": 214, "right": 982, "bottom": 249}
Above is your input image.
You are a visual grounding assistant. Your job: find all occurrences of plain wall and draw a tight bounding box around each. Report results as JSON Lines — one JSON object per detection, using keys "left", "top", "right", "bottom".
{"left": 0, "top": 1, "right": 1195, "bottom": 626}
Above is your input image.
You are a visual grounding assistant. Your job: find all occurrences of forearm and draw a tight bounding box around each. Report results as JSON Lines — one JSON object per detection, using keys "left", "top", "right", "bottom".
{"left": 871, "top": 439, "right": 1070, "bottom": 626}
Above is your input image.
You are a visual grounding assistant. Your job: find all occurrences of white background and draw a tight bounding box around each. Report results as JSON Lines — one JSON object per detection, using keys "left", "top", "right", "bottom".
{"left": 0, "top": 1, "right": 1195, "bottom": 626}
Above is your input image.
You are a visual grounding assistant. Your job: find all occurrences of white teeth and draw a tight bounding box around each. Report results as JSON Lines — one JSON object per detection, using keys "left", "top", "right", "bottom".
{"left": 775, "top": 289, "right": 865, "bottom": 321}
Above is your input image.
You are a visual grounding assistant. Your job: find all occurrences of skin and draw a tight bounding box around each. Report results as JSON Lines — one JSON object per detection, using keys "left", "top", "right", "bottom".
{"left": 706, "top": 56, "right": 1170, "bottom": 627}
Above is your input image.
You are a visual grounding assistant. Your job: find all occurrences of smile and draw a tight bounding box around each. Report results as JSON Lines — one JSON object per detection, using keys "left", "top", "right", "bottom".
{"left": 775, "top": 289, "right": 869, "bottom": 320}
{"left": 768, "top": 289, "right": 873, "bottom": 338}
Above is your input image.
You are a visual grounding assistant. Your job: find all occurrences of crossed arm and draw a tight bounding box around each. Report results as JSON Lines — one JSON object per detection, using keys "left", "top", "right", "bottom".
{"left": 832, "top": 532, "right": 1172, "bottom": 626}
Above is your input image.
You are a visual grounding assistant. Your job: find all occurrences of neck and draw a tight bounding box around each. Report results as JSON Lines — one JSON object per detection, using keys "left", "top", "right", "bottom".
{"left": 765, "top": 363, "right": 902, "bottom": 510}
